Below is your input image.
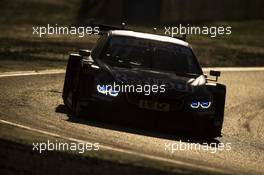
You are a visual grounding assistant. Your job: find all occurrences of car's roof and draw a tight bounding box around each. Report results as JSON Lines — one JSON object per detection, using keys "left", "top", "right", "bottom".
{"left": 110, "top": 30, "right": 190, "bottom": 47}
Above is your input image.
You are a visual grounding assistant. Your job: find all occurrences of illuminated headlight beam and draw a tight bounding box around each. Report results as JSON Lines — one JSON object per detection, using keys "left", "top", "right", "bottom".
{"left": 190, "top": 101, "right": 200, "bottom": 108}
{"left": 190, "top": 101, "right": 211, "bottom": 109}
{"left": 200, "top": 101, "right": 211, "bottom": 109}
{"left": 97, "top": 85, "right": 119, "bottom": 97}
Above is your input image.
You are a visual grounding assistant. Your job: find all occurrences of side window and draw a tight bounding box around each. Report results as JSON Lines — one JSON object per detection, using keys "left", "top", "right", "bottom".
{"left": 91, "top": 34, "right": 107, "bottom": 58}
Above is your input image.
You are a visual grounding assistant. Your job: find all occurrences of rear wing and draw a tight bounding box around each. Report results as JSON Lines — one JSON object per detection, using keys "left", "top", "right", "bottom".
{"left": 91, "top": 23, "right": 126, "bottom": 35}
{"left": 91, "top": 23, "right": 187, "bottom": 41}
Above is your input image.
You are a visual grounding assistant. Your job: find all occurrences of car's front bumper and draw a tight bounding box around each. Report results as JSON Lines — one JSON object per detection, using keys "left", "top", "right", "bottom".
{"left": 77, "top": 94, "right": 223, "bottom": 136}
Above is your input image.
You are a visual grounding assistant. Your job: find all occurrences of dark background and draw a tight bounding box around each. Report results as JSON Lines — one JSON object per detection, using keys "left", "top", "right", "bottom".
{"left": 0, "top": 0, "right": 263, "bottom": 72}
{"left": 76, "top": 0, "right": 264, "bottom": 24}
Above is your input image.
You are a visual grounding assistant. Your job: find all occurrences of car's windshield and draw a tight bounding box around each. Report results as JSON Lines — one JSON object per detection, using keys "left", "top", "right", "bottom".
{"left": 100, "top": 36, "right": 202, "bottom": 75}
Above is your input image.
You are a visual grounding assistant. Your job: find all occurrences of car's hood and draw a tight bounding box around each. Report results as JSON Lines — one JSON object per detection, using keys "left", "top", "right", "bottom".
{"left": 108, "top": 67, "right": 205, "bottom": 92}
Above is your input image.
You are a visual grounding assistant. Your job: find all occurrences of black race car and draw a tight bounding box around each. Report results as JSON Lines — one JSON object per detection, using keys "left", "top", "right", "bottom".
{"left": 62, "top": 29, "right": 226, "bottom": 138}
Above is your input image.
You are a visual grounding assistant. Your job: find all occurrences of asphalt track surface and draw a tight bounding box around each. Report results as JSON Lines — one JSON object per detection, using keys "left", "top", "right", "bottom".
{"left": 0, "top": 69, "right": 264, "bottom": 174}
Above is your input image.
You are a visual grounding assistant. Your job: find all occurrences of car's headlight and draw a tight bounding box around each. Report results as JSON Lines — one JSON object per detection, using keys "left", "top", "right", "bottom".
{"left": 108, "top": 89, "right": 119, "bottom": 97}
{"left": 190, "top": 101, "right": 200, "bottom": 108}
{"left": 200, "top": 101, "right": 211, "bottom": 109}
{"left": 97, "top": 85, "right": 119, "bottom": 97}
{"left": 190, "top": 100, "right": 211, "bottom": 109}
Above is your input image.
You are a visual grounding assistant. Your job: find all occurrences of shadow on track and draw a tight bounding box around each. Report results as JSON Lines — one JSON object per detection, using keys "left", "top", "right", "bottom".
{"left": 0, "top": 139, "right": 177, "bottom": 175}
{"left": 55, "top": 104, "right": 220, "bottom": 146}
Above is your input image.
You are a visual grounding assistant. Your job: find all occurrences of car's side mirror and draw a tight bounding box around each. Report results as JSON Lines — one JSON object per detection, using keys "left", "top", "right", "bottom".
{"left": 207, "top": 70, "right": 221, "bottom": 82}
{"left": 79, "top": 49, "right": 91, "bottom": 57}
{"left": 210, "top": 70, "right": 221, "bottom": 77}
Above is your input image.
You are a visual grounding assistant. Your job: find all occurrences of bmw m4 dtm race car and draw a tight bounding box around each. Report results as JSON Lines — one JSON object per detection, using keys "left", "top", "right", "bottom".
{"left": 62, "top": 26, "right": 226, "bottom": 138}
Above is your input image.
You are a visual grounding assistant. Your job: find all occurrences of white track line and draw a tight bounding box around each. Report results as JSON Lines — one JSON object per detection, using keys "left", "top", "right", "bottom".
{"left": 0, "top": 67, "right": 264, "bottom": 78}
{"left": 0, "top": 119, "right": 232, "bottom": 174}
{"left": 0, "top": 69, "right": 65, "bottom": 78}
{"left": 203, "top": 67, "right": 264, "bottom": 72}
